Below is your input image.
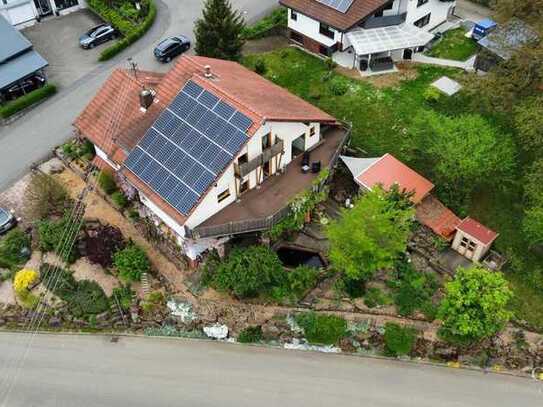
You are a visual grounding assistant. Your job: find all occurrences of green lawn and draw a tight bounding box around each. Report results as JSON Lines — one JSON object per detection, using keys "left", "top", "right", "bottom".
{"left": 243, "top": 48, "right": 543, "bottom": 332}
{"left": 426, "top": 28, "right": 478, "bottom": 61}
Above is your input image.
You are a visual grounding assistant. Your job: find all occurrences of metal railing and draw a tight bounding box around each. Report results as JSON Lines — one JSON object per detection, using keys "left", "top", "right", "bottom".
{"left": 187, "top": 123, "right": 352, "bottom": 239}
{"left": 234, "top": 139, "right": 284, "bottom": 178}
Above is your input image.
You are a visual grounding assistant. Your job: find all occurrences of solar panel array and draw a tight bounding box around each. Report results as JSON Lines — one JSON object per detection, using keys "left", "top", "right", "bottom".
{"left": 124, "top": 80, "right": 253, "bottom": 216}
{"left": 316, "top": 0, "right": 354, "bottom": 13}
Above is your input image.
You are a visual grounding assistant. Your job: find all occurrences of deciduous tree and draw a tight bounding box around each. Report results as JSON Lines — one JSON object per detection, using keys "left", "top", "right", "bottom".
{"left": 437, "top": 267, "right": 513, "bottom": 344}
{"left": 326, "top": 187, "right": 414, "bottom": 282}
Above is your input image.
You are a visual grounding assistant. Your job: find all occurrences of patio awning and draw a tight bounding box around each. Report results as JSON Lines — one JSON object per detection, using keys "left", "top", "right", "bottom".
{"left": 346, "top": 24, "right": 435, "bottom": 56}
{"left": 0, "top": 50, "right": 48, "bottom": 90}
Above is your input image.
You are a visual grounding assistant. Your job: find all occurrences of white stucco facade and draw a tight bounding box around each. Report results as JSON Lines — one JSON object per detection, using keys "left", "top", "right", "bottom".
{"left": 404, "top": 0, "right": 455, "bottom": 30}
{"left": 1, "top": 0, "right": 38, "bottom": 27}
{"left": 287, "top": 8, "right": 342, "bottom": 47}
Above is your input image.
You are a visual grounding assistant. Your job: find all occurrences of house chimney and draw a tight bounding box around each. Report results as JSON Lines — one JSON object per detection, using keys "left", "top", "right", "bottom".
{"left": 204, "top": 65, "right": 213, "bottom": 78}
{"left": 139, "top": 88, "right": 154, "bottom": 110}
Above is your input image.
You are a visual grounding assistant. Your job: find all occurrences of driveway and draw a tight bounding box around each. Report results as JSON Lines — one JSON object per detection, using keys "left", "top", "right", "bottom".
{"left": 0, "top": 333, "right": 541, "bottom": 407}
{"left": 22, "top": 10, "right": 104, "bottom": 88}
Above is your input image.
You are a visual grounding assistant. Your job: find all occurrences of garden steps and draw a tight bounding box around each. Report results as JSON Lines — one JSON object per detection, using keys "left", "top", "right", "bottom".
{"left": 141, "top": 272, "right": 151, "bottom": 296}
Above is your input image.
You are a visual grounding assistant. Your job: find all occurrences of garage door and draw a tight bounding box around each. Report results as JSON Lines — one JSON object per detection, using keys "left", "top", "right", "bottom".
{"left": 7, "top": 3, "right": 36, "bottom": 26}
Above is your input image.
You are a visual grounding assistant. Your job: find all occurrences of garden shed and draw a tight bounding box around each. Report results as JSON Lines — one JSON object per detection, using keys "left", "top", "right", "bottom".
{"left": 451, "top": 217, "right": 498, "bottom": 262}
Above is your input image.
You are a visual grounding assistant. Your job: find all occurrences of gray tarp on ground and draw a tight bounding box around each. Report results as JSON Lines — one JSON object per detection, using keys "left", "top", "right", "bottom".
{"left": 0, "top": 15, "right": 32, "bottom": 63}
{"left": 0, "top": 49, "right": 48, "bottom": 89}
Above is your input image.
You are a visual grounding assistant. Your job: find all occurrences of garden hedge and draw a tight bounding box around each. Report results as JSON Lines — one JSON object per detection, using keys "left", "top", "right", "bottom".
{"left": 0, "top": 84, "right": 57, "bottom": 119}
{"left": 241, "top": 7, "right": 287, "bottom": 40}
{"left": 87, "top": 0, "right": 157, "bottom": 61}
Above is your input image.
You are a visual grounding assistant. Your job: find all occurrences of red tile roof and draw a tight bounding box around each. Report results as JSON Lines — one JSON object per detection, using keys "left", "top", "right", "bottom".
{"left": 416, "top": 195, "right": 462, "bottom": 241}
{"left": 456, "top": 217, "right": 498, "bottom": 245}
{"left": 356, "top": 154, "right": 434, "bottom": 204}
{"left": 280, "top": 0, "right": 389, "bottom": 31}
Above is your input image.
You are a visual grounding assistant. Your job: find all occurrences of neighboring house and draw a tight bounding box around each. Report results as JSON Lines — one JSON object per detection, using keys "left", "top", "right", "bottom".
{"left": 340, "top": 153, "right": 498, "bottom": 262}
{"left": 0, "top": 15, "right": 48, "bottom": 103}
{"left": 1, "top": 0, "right": 87, "bottom": 28}
{"left": 475, "top": 18, "right": 540, "bottom": 72}
{"left": 279, "top": 0, "right": 456, "bottom": 72}
{"left": 74, "top": 55, "right": 347, "bottom": 261}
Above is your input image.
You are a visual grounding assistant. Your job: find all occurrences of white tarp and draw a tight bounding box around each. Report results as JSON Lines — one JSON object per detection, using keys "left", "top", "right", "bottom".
{"left": 340, "top": 156, "right": 380, "bottom": 179}
{"left": 431, "top": 76, "right": 463, "bottom": 96}
{"left": 346, "top": 24, "right": 434, "bottom": 56}
{"left": 203, "top": 324, "right": 229, "bottom": 339}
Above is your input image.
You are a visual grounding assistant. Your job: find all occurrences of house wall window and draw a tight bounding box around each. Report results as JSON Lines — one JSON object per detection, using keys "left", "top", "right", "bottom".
{"left": 417, "top": 0, "right": 429, "bottom": 7}
{"left": 309, "top": 126, "right": 316, "bottom": 137}
{"left": 238, "top": 153, "right": 248, "bottom": 165}
{"left": 54, "top": 0, "right": 78, "bottom": 10}
{"left": 319, "top": 23, "right": 334, "bottom": 39}
{"left": 374, "top": 9, "right": 384, "bottom": 17}
{"left": 262, "top": 132, "right": 271, "bottom": 150}
{"left": 290, "top": 9, "right": 298, "bottom": 21}
{"left": 217, "top": 188, "right": 231, "bottom": 203}
{"left": 414, "top": 13, "right": 431, "bottom": 28}
{"left": 384, "top": 1, "right": 394, "bottom": 10}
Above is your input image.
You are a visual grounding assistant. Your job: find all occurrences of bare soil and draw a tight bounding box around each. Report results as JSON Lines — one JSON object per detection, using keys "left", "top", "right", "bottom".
{"left": 72, "top": 257, "right": 120, "bottom": 296}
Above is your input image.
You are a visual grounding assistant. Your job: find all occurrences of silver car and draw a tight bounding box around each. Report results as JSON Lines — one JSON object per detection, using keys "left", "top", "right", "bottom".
{"left": 0, "top": 208, "right": 16, "bottom": 235}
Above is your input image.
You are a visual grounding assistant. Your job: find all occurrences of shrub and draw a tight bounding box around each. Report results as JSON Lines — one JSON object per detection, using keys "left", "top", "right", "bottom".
{"left": 25, "top": 172, "right": 71, "bottom": 220}
{"left": 37, "top": 217, "right": 80, "bottom": 263}
{"left": 0, "top": 84, "right": 57, "bottom": 119}
{"left": 206, "top": 246, "right": 284, "bottom": 298}
{"left": 141, "top": 291, "right": 165, "bottom": 315}
{"left": 95, "top": 0, "right": 157, "bottom": 61}
{"left": 111, "top": 191, "right": 128, "bottom": 208}
{"left": 437, "top": 267, "right": 513, "bottom": 344}
{"left": 254, "top": 58, "right": 267, "bottom": 75}
{"left": 98, "top": 171, "right": 117, "bottom": 195}
{"left": 83, "top": 225, "right": 125, "bottom": 268}
{"left": 112, "top": 285, "right": 134, "bottom": 311}
{"left": 423, "top": 86, "right": 442, "bottom": 104}
{"left": 13, "top": 269, "right": 39, "bottom": 309}
{"left": 113, "top": 244, "right": 150, "bottom": 282}
{"left": 295, "top": 312, "right": 347, "bottom": 345}
{"left": 271, "top": 265, "right": 319, "bottom": 303}
{"left": 325, "top": 57, "right": 337, "bottom": 71}
{"left": 237, "top": 326, "right": 263, "bottom": 343}
{"left": 0, "top": 228, "right": 31, "bottom": 265}
{"left": 241, "top": 7, "right": 287, "bottom": 40}
{"left": 364, "top": 287, "right": 392, "bottom": 309}
{"left": 383, "top": 323, "right": 417, "bottom": 357}
{"left": 328, "top": 77, "right": 349, "bottom": 96}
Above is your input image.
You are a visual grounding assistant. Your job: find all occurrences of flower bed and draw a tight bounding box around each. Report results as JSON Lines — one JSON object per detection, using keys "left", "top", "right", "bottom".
{"left": 86, "top": 0, "right": 157, "bottom": 61}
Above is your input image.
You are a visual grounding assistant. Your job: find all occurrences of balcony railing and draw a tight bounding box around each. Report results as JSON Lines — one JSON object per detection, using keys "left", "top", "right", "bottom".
{"left": 362, "top": 13, "right": 407, "bottom": 29}
{"left": 234, "top": 139, "right": 284, "bottom": 178}
{"left": 186, "top": 123, "right": 352, "bottom": 239}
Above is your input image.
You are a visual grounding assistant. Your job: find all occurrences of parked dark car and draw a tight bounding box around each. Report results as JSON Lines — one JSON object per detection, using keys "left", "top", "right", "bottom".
{"left": 0, "top": 208, "right": 16, "bottom": 235}
{"left": 4, "top": 75, "right": 46, "bottom": 101}
{"left": 154, "top": 36, "right": 191, "bottom": 62}
{"left": 79, "top": 24, "right": 117, "bottom": 49}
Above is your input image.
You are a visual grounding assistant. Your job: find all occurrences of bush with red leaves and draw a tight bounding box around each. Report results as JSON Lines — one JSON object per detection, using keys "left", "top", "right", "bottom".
{"left": 83, "top": 225, "right": 125, "bottom": 268}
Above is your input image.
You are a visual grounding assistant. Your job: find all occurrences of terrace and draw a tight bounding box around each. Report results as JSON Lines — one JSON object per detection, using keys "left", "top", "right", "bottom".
{"left": 187, "top": 125, "right": 350, "bottom": 239}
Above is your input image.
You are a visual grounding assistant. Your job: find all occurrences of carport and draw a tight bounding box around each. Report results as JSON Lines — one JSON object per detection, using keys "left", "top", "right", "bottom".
{"left": 0, "top": 15, "right": 48, "bottom": 102}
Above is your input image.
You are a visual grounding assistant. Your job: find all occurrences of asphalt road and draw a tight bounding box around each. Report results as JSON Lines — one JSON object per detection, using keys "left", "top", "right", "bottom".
{"left": 0, "top": 333, "right": 540, "bottom": 407}
{"left": 0, "top": 0, "right": 278, "bottom": 192}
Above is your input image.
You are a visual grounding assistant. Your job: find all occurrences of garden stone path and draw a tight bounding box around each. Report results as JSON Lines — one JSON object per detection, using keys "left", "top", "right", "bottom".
{"left": 72, "top": 258, "right": 120, "bottom": 296}
{"left": 0, "top": 280, "right": 16, "bottom": 305}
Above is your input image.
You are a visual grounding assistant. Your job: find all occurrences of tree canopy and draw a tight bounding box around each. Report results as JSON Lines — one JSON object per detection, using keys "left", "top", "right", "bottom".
{"left": 194, "top": 0, "right": 245, "bottom": 61}
{"left": 326, "top": 187, "right": 414, "bottom": 282}
{"left": 438, "top": 267, "right": 513, "bottom": 344}
{"left": 408, "top": 110, "right": 515, "bottom": 209}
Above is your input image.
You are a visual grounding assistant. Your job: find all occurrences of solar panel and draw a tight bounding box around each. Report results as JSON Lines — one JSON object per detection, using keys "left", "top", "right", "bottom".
{"left": 126, "top": 79, "right": 254, "bottom": 216}
{"left": 316, "top": 0, "right": 354, "bottom": 13}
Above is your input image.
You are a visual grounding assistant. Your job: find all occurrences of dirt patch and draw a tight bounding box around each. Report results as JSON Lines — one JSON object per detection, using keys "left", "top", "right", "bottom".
{"left": 72, "top": 257, "right": 120, "bottom": 296}
{"left": 335, "top": 62, "right": 419, "bottom": 88}
{"left": 243, "top": 35, "right": 289, "bottom": 55}
{"left": 0, "top": 280, "right": 16, "bottom": 305}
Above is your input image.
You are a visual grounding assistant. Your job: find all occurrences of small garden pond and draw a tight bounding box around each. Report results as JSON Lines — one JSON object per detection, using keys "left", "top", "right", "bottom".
{"left": 276, "top": 246, "right": 326, "bottom": 269}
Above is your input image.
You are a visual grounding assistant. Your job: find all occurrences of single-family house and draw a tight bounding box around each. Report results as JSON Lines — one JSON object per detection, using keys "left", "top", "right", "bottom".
{"left": 279, "top": 0, "right": 456, "bottom": 72}
{"left": 475, "top": 18, "right": 540, "bottom": 72}
{"left": 1, "top": 0, "right": 88, "bottom": 28}
{"left": 0, "top": 15, "right": 48, "bottom": 103}
{"left": 74, "top": 55, "right": 348, "bottom": 261}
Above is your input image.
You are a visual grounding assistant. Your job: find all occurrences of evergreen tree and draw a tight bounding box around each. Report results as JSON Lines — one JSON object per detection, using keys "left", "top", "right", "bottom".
{"left": 194, "top": 0, "right": 245, "bottom": 61}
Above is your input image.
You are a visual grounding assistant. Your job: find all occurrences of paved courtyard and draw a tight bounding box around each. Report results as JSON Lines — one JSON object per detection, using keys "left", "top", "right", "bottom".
{"left": 22, "top": 10, "right": 104, "bottom": 89}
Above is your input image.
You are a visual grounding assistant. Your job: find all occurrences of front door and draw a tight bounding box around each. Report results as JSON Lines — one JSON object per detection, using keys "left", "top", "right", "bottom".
{"left": 403, "top": 48, "right": 413, "bottom": 60}
{"left": 262, "top": 161, "right": 271, "bottom": 179}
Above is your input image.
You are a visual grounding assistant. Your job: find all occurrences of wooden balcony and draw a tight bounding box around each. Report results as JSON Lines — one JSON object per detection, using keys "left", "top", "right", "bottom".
{"left": 234, "top": 139, "right": 284, "bottom": 178}
{"left": 186, "top": 124, "right": 351, "bottom": 239}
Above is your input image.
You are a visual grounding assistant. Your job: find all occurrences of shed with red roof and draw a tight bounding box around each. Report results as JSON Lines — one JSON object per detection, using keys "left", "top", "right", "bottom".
{"left": 451, "top": 217, "right": 498, "bottom": 262}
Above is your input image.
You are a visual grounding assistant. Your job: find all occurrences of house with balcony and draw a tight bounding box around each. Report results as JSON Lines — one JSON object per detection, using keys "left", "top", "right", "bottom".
{"left": 74, "top": 55, "right": 348, "bottom": 262}
{"left": 279, "top": 0, "right": 456, "bottom": 73}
